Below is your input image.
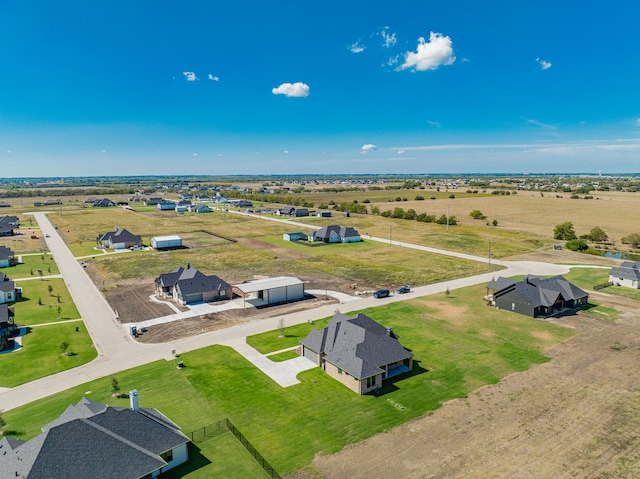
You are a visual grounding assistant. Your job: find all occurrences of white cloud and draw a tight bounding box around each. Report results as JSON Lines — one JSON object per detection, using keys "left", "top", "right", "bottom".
{"left": 283, "top": 150, "right": 290, "bottom": 154}
{"left": 634, "top": 118, "right": 640, "bottom": 127}
{"left": 193, "top": 152, "right": 199, "bottom": 156}
{"left": 397, "top": 150, "right": 405, "bottom": 155}
{"left": 525, "top": 118, "right": 557, "bottom": 130}
{"left": 380, "top": 29, "right": 397, "bottom": 48}
{"left": 272, "top": 82, "right": 310, "bottom": 97}
{"left": 350, "top": 41, "right": 365, "bottom": 53}
{"left": 427, "top": 120, "right": 441, "bottom": 128}
{"left": 208, "top": 74, "right": 219, "bottom": 81}
{"left": 361, "top": 144, "right": 378, "bottom": 152}
{"left": 536, "top": 58, "right": 552, "bottom": 70}
{"left": 398, "top": 32, "right": 456, "bottom": 71}
{"left": 183, "top": 71, "right": 197, "bottom": 81}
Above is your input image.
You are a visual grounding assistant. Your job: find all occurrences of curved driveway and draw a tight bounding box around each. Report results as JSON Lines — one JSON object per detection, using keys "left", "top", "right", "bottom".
{"left": 0, "top": 212, "right": 572, "bottom": 411}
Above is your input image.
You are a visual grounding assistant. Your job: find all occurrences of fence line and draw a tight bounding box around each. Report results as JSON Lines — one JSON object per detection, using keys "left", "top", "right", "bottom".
{"left": 187, "top": 419, "right": 281, "bottom": 479}
{"left": 593, "top": 281, "right": 613, "bottom": 291}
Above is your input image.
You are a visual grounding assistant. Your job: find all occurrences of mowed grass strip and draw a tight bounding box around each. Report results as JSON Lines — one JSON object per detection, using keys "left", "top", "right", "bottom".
{"left": 14, "top": 277, "right": 80, "bottom": 325}
{"left": 5, "top": 253, "right": 59, "bottom": 278}
{"left": 0, "top": 322, "right": 96, "bottom": 387}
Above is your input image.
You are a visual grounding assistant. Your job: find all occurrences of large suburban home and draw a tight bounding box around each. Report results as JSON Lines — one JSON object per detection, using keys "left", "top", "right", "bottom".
{"left": 0, "top": 304, "right": 16, "bottom": 340}
{"left": 300, "top": 312, "right": 414, "bottom": 395}
{"left": 155, "top": 265, "right": 232, "bottom": 305}
{"left": 487, "top": 275, "right": 588, "bottom": 318}
{"left": 92, "top": 198, "right": 116, "bottom": 207}
{"left": 277, "top": 205, "right": 295, "bottom": 216}
{"left": 0, "top": 392, "right": 190, "bottom": 479}
{"left": 188, "top": 204, "right": 211, "bottom": 214}
{"left": 229, "top": 199, "right": 253, "bottom": 208}
{"left": 0, "top": 246, "right": 15, "bottom": 268}
{"left": 144, "top": 197, "right": 164, "bottom": 206}
{"left": 0, "top": 272, "right": 19, "bottom": 304}
{"left": 308, "top": 225, "right": 361, "bottom": 243}
{"left": 96, "top": 228, "right": 143, "bottom": 250}
{"left": 609, "top": 261, "right": 640, "bottom": 289}
{"left": 0, "top": 215, "right": 19, "bottom": 236}
{"left": 157, "top": 200, "right": 176, "bottom": 210}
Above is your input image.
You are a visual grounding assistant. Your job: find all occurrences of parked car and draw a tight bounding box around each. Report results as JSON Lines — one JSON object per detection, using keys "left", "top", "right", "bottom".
{"left": 396, "top": 285, "right": 410, "bottom": 294}
{"left": 44, "top": 234, "right": 50, "bottom": 238}
{"left": 373, "top": 289, "right": 390, "bottom": 299}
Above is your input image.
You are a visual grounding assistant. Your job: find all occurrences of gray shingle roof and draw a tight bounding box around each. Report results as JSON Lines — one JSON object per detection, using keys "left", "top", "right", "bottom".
{"left": 301, "top": 312, "right": 413, "bottom": 379}
{"left": 609, "top": 261, "right": 640, "bottom": 281}
{"left": 0, "top": 245, "right": 14, "bottom": 261}
{"left": 311, "top": 225, "right": 360, "bottom": 241}
{"left": 493, "top": 275, "right": 588, "bottom": 307}
{"left": 0, "top": 398, "right": 189, "bottom": 479}
{"left": 175, "top": 269, "right": 231, "bottom": 297}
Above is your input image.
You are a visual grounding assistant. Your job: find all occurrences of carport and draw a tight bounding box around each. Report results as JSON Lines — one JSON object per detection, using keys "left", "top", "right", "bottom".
{"left": 233, "top": 276, "right": 305, "bottom": 308}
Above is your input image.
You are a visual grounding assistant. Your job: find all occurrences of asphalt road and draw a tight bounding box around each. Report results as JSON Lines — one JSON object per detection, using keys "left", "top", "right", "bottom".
{"left": 0, "top": 212, "right": 572, "bottom": 412}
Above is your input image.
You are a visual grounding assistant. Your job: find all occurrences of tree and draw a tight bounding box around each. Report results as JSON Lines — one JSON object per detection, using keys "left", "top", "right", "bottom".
{"left": 278, "top": 317, "right": 285, "bottom": 338}
{"left": 111, "top": 376, "right": 121, "bottom": 397}
{"left": 565, "top": 239, "right": 589, "bottom": 252}
{"left": 583, "top": 226, "right": 608, "bottom": 243}
{"left": 469, "top": 210, "right": 487, "bottom": 220}
{"left": 59, "top": 341, "right": 69, "bottom": 355}
{"left": 621, "top": 232, "right": 640, "bottom": 249}
{"left": 47, "top": 284, "right": 53, "bottom": 296}
{"left": 554, "top": 222, "right": 577, "bottom": 240}
{"left": 445, "top": 287, "right": 450, "bottom": 298}
{"left": 0, "top": 409, "right": 6, "bottom": 432}
{"left": 492, "top": 219, "right": 498, "bottom": 227}
{"left": 57, "top": 306, "right": 62, "bottom": 319}
{"left": 38, "top": 296, "right": 42, "bottom": 306}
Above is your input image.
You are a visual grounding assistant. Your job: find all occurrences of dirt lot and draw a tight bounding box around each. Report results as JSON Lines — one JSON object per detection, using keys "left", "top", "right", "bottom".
{"left": 289, "top": 292, "right": 640, "bottom": 479}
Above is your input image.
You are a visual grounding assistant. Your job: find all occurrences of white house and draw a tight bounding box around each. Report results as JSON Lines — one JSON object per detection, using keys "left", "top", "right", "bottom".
{"left": 609, "top": 261, "right": 640, "bottom": 289}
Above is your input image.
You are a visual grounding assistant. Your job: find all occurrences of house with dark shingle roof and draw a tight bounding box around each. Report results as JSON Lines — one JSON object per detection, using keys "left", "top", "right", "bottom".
{"left": 155, "top": 265, "right": 232, "bottom": 305}
{"left": 300, "top": 312, "right": 414, "bottom": 394}
{"left": 487, "top": 275, "right": 588, "bottom": 318}
{"left": 0, "top": 303, "right": 16, "bottom": 339}
{"left": 92, "top": 198, "right": 116, "bottom": 208}
{"left": 0, "top": 215, "right": 19, "bottom": 237}
{"left": 0, "top": 245, "right": 15, "bottom": 268}
{"left": 96, "top": 227, "right": 143, "bottom": 249}
{"left": 0, "top": 393, "right": 190, "bottom": 479}
{"left": 308, "top": 225, "right": 361, "bottom": 244}
{"left": 0, "top": 272, "right": 18, "bottom": 304}
{"left": 609, "top": 261, "right": 640, "bottom": 289}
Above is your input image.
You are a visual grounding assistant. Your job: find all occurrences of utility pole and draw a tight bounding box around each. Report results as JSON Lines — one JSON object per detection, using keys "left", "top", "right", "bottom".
{"left": 446, "top": 204, "right": 450, "bottom": 232}
{"left": 488, "top": 238, "right": 492, "bottom": 268}
{"left": 389, "top": 224, "right": 392, "bottom": 245}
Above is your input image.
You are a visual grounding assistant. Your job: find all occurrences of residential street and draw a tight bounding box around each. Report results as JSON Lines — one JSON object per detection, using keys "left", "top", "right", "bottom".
{"left": 0, "top": 212, "right": 573, "bottom": 412}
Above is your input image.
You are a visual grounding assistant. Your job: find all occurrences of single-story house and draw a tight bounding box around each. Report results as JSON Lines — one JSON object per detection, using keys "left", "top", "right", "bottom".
{"left": 0, "top": 272, "right": 18, "bottom": 304}
{"left": 229, "top": 199, "right": 253, "bottom": 208}
{"left": 0, "top": 201, "right": 11, "bottom": 208}
{"left": 214, "top": 196, "right": 229, "bottom": 204}
{"left": 487, "top": 275, "right": 588, "bottom": 318}
{"left": 157, "top": 201, "right": 176, "bottom": 210}
{"left": 308, "top": 225, "right": 361, "bottom": 243}
{"left": 93, "top": 198, "right": 116, "bottom": 207}
{"left": 96, "top": 228, "right": 143, "bottom": 250}
{"left": 151, "top": 235, "right": 182, "bottom": 249}
{"left": 0, "top": 304, "right": 16, "bottom": 339}
{"left": 0, "top": 246, "right": 15, "bottom": 268}
{"left": 300, "top": 312, "right": 414, "bottom": 395}
{"left": 84, "top": 197, "right": 97, "bottom": 204}
{"left": 277, "top": 206, "right": 295, "bottom": 216}
{"left": 144, "top": 197, "right": 164, "bottom": 206}
{"left": 317, "top": 210, "right": 332, "bottom": 218}
{"left": 609, "top": 261, "right": 640, "bottom": 289}
{"left": 155, "top": 265, "right": 232, "bottom": 304}
{"left": 283, "top": 232, "right": 308, "bottom": 242}
{"left": 233, "top": 276, "right": 305, "bottom": 306}
{"left": 188, "top": 204, "right": 211, "bottom": 214}
{"left": 0, "top": 215, "right": 19, "bottom": 236}
{"left": 0, "top": 393, "right": 190, "bottom": 479}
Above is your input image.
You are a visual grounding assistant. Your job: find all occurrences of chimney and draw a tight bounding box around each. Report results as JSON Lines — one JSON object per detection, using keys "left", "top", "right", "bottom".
{"left": 130, "top": 389, "right": 139, "bottom": 412}
{"left": 186, "top": 262, "right": 191, "bottom": 269}
{"left": 387, "top": 327, "right": 393, "bottom": 337}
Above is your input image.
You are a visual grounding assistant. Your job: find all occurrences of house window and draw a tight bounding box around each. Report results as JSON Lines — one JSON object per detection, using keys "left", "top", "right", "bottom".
{"left": 337, "top": 368, "right": 342, "bottom": 375}
{"left": 220, "top": 290, "right": 226, "bottom": 298}
{"left": 160, "top": 449, "right": 173, "bottom": 463}
{"left": 511, "top": 303, "right": 515, "bottom": 311}
{"left": 366, "top": 376, "right": 376, "bottom": 388}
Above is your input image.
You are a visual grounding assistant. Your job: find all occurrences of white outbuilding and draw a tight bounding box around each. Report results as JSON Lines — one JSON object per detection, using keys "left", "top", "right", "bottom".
{"left": 151, "top": 235, "right": 182, "bottom": 250}
{"left": 233, "top": 276, "right": 305, "bottom": 307}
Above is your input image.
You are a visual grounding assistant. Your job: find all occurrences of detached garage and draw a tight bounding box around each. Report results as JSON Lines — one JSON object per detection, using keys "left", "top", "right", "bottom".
{"left": 151, "top": 235, "right": 182, "bottom": 250}
{"left": 233, "top": 276, "right": 305, "bottom": 307}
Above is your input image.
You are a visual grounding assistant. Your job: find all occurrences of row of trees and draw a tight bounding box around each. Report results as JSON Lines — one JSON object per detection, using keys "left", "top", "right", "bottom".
{"left": 553, "top": 222, "right": 640, "bottom": 251}
{"left": 379, "top": 207, "right": 457, "bottom": 225}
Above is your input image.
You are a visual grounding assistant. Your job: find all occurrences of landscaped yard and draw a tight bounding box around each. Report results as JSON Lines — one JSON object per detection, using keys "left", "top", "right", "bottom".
{"left": 13, "top": 277, "right": 80, "bottom": 325}
{"left": 3, "top": 284, "right": 576, "bottom": 477}
{"left": 6, "top": 253, "right": 59, "bottom": 278}
{"left": 0, "top": 322, "right": 95, "bottom": 387}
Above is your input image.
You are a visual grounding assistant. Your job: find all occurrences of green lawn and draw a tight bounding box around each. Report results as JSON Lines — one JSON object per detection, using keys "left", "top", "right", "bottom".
{"left": 13, "top": 277, "right": 80, "bottom": 325}
{"left": 3, "top": 284, "right": 576, "bottom": 477}
{"left": 6, "top": 253, "right": 59, "bottom": 278}
{"left": 0, "top": 322, "right": 96, "bottom": 387}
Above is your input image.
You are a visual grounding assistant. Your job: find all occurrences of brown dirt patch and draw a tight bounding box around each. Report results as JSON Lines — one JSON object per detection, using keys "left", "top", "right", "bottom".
{"left": 105, "top": 280, "right": 180, "bottom": 323}
{"left": 289, "top": 294, "right": 640, "bottom": 479}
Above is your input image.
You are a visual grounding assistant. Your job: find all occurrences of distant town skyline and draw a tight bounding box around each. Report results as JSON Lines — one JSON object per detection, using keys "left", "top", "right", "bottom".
{"left": 1, "top": 1, "right": 639, "bottom": 177}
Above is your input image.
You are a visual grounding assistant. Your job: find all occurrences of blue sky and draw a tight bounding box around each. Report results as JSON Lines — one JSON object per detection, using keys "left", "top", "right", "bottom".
{"left": 1, "top": 1, "right": 639, "bottom": 176}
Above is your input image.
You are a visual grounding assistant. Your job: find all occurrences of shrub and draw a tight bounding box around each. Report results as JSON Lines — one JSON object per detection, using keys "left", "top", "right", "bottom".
{"left": 565, "top": 239, "right": 589, "bottom": 251}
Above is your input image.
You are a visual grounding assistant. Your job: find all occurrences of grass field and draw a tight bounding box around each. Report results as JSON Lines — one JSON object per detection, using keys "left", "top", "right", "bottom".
{"left": 3, "top": 284, "right": 576, "bottom": 476}
{"left": 0, "top": 322, "right": 96, "bottom": 387}
{"left": 13, "top": 277, "right": 80, "bottom": 325}
{"left": 5, "top": 253, "right": 59, "bottom": 278}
